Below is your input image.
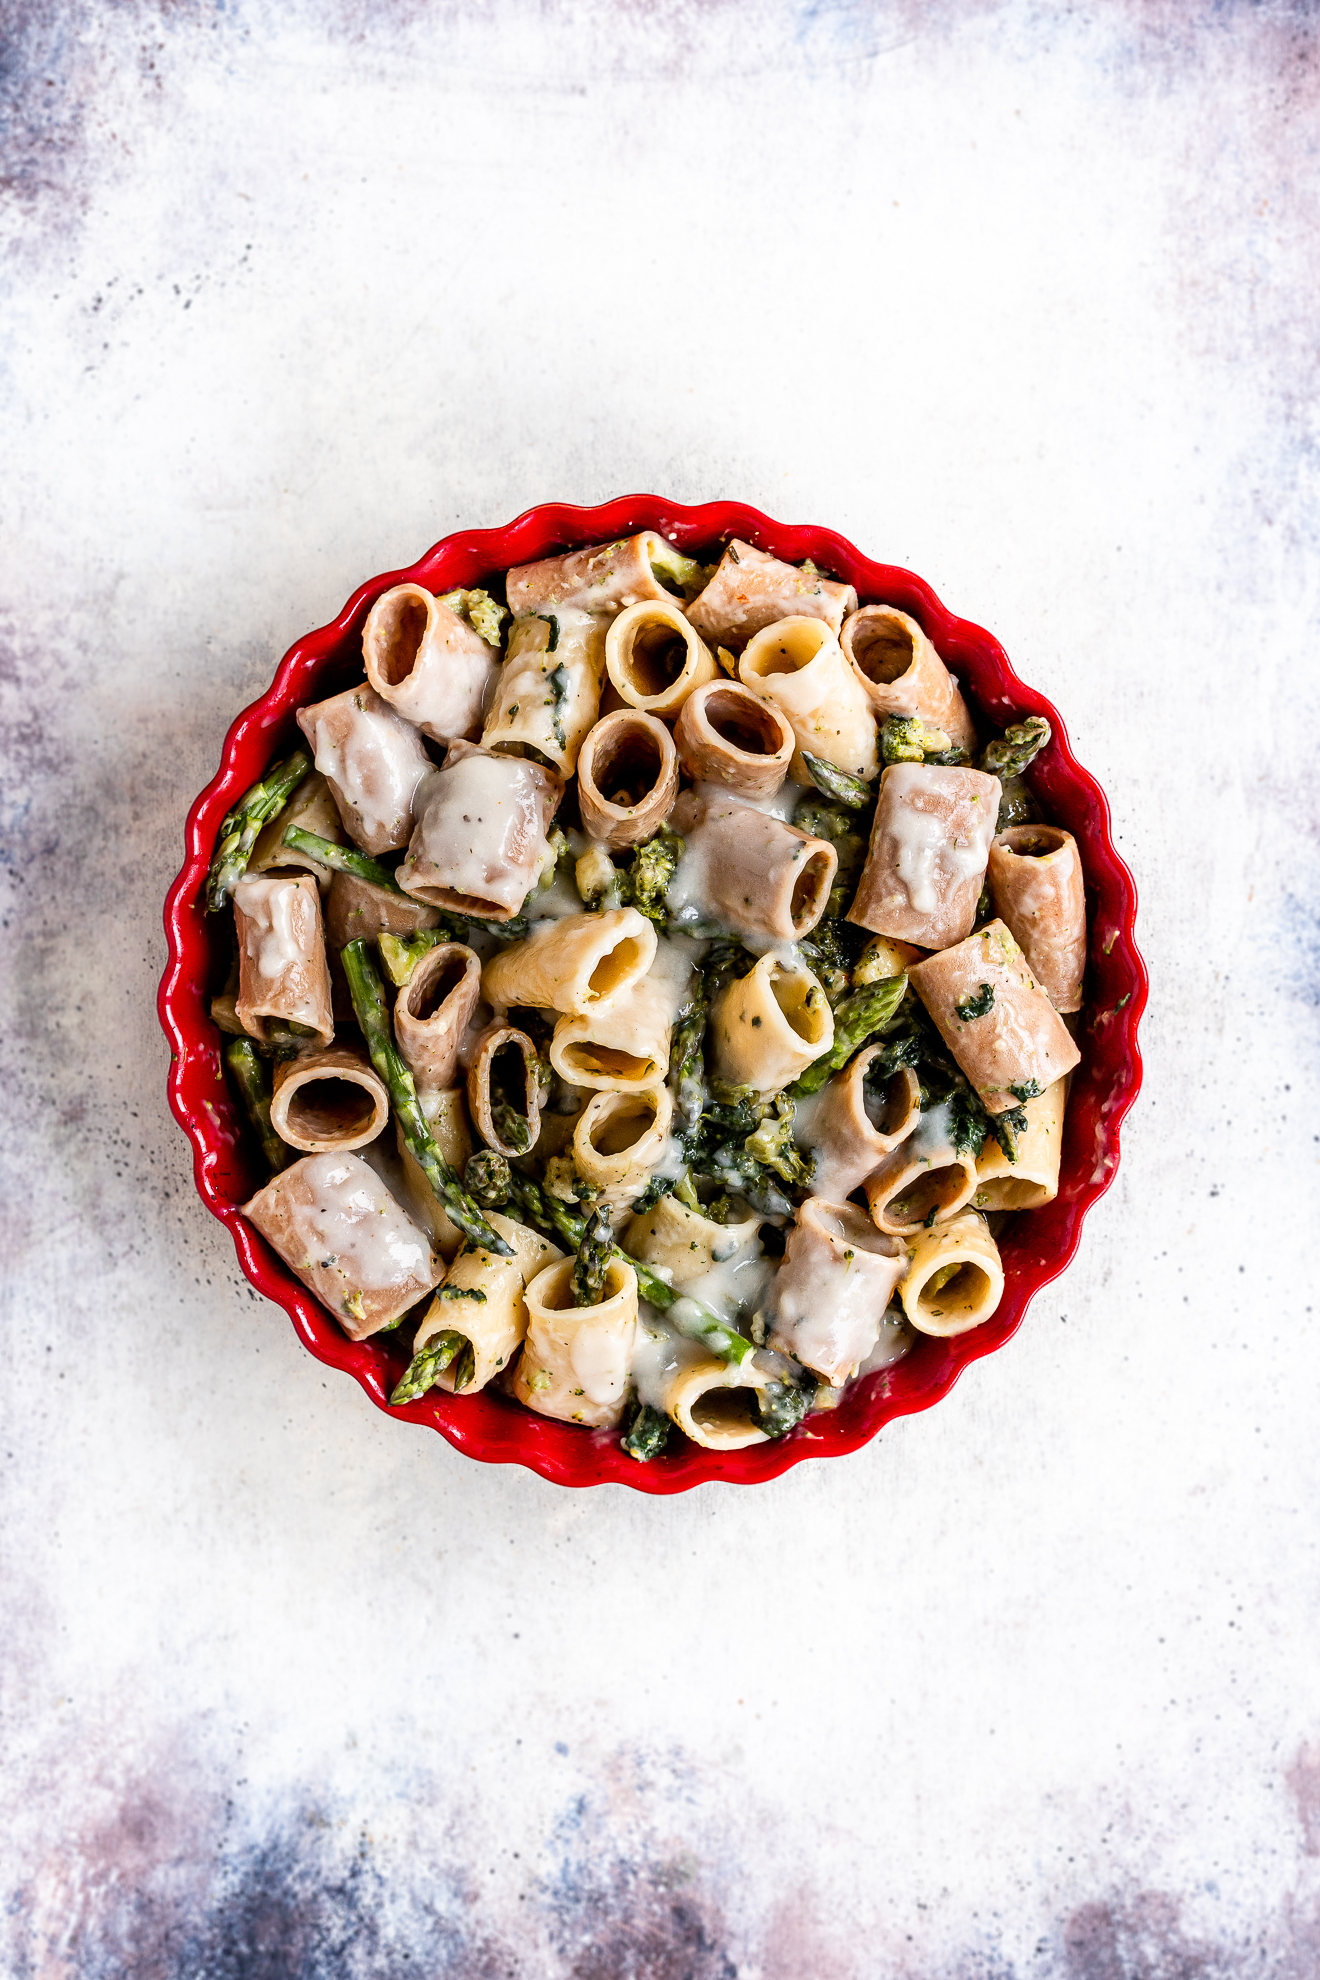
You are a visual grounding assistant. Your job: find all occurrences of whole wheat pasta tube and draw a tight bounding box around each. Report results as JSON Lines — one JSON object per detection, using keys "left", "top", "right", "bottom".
{"left": 712, "top": 955, "right": 834, "bottom": 1095}
{"left": 505, "top": 532, "right": 676, "bottom": 616}
{"left": 548, "top": 972, "right": 676, "bottom": 1090}
{"left": 233, "top": 874, "right": 335, "bottom": 1048}
{"left": 413, "top": 1212, "right": 565, "bottom": 1394}
{"left": 269, "top": 1046, "right": 390, "bottom": 1154}
{"left": 739, "top": 617, "right": 879, "bottom": 782}
{"left": 249, "top": 770, "right": 346, "bottom": 888}
{"left": 667, "top": 791, "right": 836, "bottom": 944}
{"left": 513, "top": 1256, "right": 639, "bottom": 1428}
{"left": 673, "top": 681, "right": 796, "bottom": 800}
{"left": 363, "top": 584, "right": 499, "bottom": 743}
{"left": 972, "top": 1078, "right": 1066, "bottom": 1211}
{"left": 604, "top": 599, "right": 718, "bottom": 716}
{"left": 687, "top": 539, "right": 857, "bottom": 652}
{"left": 766, "top": 1198, "right": 908, "bottom": 1385}
{"left": 665, "top": 1354, "right": 773, "bottom": 1451}
{"left": 393, "top": 943, "right": 481, "bottom": 1095}
{"left": 571, "top": 1085, "right": 674, "bottom": 1213}
{"left": 840, "top": 605, "right": 978, "bottom": 751}
{"left": 863, "top": 1101, "right": 980, "bottom": 1236}
{"left": 398, "top": 742, "right": 561, "bottom": 920}
{"left": 900, "top": 1210, "right": 1004, "bottom": 1337}
{"left": 576, "top": 711, "right": 680, "bottom": 848}
{"left": 626, "top": 1193, "right": 762, "bottom": 1292}
{"left": 466, "top": 1023, "right": 543, "bottom": 1158}
{"left": 908, "top": 919, "right": 1080, "bottom": 1114}
{"left": 398, "top": 1087, "right": 473, "bottom": 1262}
{"left": 987, "top": 825, "right": 1087, "bottom": 1013}
{"left": 297, "top": 684, "right": 433, "bottom": 856}
{"left": 482, "top": 907, "right": 656, "bottom": 1019}
{"left": 847, "top": 762, "right": 1001, "bottom": 949}
{"left": 244, "top": 1151, "right": 442, "bottom": 1340}
{"left": 481, "top": 608, "right": 607, "bottom": 776}
{"left": 792, "top": 1051, "right": 921, "bottom": 1203}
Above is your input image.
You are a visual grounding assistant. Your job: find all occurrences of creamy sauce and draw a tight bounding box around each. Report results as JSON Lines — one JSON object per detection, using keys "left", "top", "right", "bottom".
{"left": 234, "top": 876, "right": 308, "bottom": 983}
{"left": 311, "top": 693, "right": 430, "bottom": 845}
{"left": 411, "top": 752, "right": 550, "bottom": 911}
{"left": 883, "top": 763, "right": 995, "bottom": 917}
{"left": 630, "top": 1303, "right": 707, "bottom": 1410}
{"left": 568, "top": 1312, "right": 636, "bottom": 1407}
{"left": 294, "top": 1153, "right": 432, "bottom": 1292}
{"left": 857, "top": 1309, "right": 916, "bottom": 1374}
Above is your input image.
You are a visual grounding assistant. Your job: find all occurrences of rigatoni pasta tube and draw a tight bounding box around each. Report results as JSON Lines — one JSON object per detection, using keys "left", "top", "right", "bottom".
{"left": 605, "top": 600, "right": 718, "bottom": 716}
{"left": 863, "top": 1102, "right": 980, "bottom": 1236}
{"left": 325, "top": 871, "right": 441, "bottom": 953}
{"left": 665, "top": 1354, "right": 773, "bottom": 1452}
{"left": 513, "top": 1256, "right": 639, "bottom": 1428}
{"left": 548, "top": 972, "right": 676, "bottom": 1090}
{"left": 397, "top": 1087, "right": 473, "bottom": 1262}
{"left": 576, "top": 712, "right": 680, "bottom": 849}
{"left": 766, "top": 1199, "right": 907, "bottom": 1386}
{"left": 739, "top": 616, "right": 879, "bottom": 782}
{"left": 987, "top": 825, "right": 1087, "bottom": 1013}
{"left": 398, "top": 742, "right": 561, "bottom": 920}
{"left": 711, "top": 955, "right": 833, "bottom": 1095}
{"left": 249, "top": 770, "right": 345, "bottom": 887}
{"left": 972, "top": 1078, "right": 1066, "bottom": 1211}
{"left": 481, "top": 608, "right": 607, "bottom": 777}
{"left": 687, "top": 539, "right": 857, "bottom": 652}
{"left": 363, "top": 584, "right": 499, "bottom": 743}
{"left": 673, "top": 681, "right": 795, "bottom": 800}
{"left": 571, "top": 1085, "right": 674, "bottom": 1213}
{"left": 901, "top": 1210, "right": 1004, "bottom": 1337}
{"left": 840, "top": 604, "right": 977, "bottom": 750}
{"left": 506, "top": 532, "right": 676, "bottom": 615}
{"left": 466, "top": 1024, "right": 543, "bottom": 1158}
{"left": 847, "top": 763, "right": 1001, "bottom": 950}
{"left": 233, "top": 874, "right": 335, "bottom": 1048}
{"left": 269, "top": 1046, "right": 390, "bottom": 1154}
{"left": 667, "top": 791, "right": 836, "bottom": 944}
{"left": 908, "top": 919, "right": 1080, "bottom": 1114}
{"left": 392, "top": 943, "right": 481, "bottom": 1095}
{"left": 413, "top": 1212, "right": 564, "bottom": 1394}
{"left": 792, "top": 1050, "right": 921, "bottom": 1203}
{"left": 481, "top": 907, "right": 655, "bottom": 1019}
{"left": 625, "top": 1194, "right": 762, "bottom": 1292}
{"left": 244, "top": 1151, "right": 442, "bottom": 1340}
{"left": 297, "top": 683, "right": 433, "bottom": 856}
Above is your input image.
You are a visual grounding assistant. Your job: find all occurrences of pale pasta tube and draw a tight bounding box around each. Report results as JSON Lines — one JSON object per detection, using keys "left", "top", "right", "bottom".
{"left": 766, "top": 1198, "right": 908, "bottom": 1385}
{"left": 398, "top": 742, "right": 561, "bottom": 920}
{"left": 605, "top": 599, "right": 718, "bottom": 716}
{"left": 673, "top": 681, "right": 795, "bottom": 800}
{"left": 413, "top": 1212, "right": 565, "bottom": 1394}
{"left": 397, "top": 1087, "right": 473, "bottom": 1261}
{"left": 739, "top": 616, "right": 879, "bottom": 782}
{"left": 249, "top": 770, "right": 346, "bottom": 887}
{"left": 297, "top": 683, "right": 433, "bottom": 856}
{"left": 625, "top": 1193, "right": 762, "bottom": 1291}
{"left": 908, "top": 919, "right": 1080, "bottom": 1114}
{"left": 840, "top": 604, "right": 977, "bottom": 750}
{"left": 792, "top": 1050, "right": 921, "bottom": 1203}
{"left": 548, "top": 972, "right": 676, "bottom": 1090}
{"left": 233, "top": 874, "right": 334, "bottom": 1048}
{"left": 505, "top": 531, "right": 676, "bottom": 615}
{"left": 481, "top": 907, "right": 655, "bottom": 1018}
{"left": 987, "top": 825, "right": 1087, "bottom": 1013}
{"left": 363, "top": 583, "right": 500, "bottom": 743}
{"left": 667, "top": 791, "right": 836, "bottom": 944}
{"left": 392, "top": 943, "right": 481, "bottom": 1095}
{"left": 482, "top": 608, "right": 607, "bottom": 776}
{"left": 466, "top": 1023, "right": 543, "bottom": 1158}
{"left": 711, "top": 954, "right": 833, "bottom": 1095}
{"left": 269, "top": 1046, "right": 390, "bottom": 1153}
{"left": 325, "top": 871, "right": 442, "bottom": 952}
{"left": 901, "top": 1210, "right": 1004, "bottom": 1337}
{"left": 863, "top": 1101, "right": 980, "bottom": 1236}
{"left": 686, "top": 539, "right": 857, "bottom": 651}
{"left": 513, "top": 1256, "right": 639, "bottom": 1428}
{"left": 576, "top": 711, "right": 680, "bottom": 848}
{"left": 571, "top": 1085, "right": 674, "bottom": 1213}
{"left": 244, "top": 1151, "right": 442, "bottom": 1340}
{"left": 665, "top": 1354, "right": 773, "bottom": 1452}
{"left": 972, "top": 1078, "right": 1066, "bottom": 1211}
{"left": 847, "top": 763, "right": 1001, "bottom": 950}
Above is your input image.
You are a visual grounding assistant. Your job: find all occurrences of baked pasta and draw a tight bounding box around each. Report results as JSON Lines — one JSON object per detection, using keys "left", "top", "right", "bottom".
{"left": 207, "top": 535, "right": 1084, "bottom": 1459}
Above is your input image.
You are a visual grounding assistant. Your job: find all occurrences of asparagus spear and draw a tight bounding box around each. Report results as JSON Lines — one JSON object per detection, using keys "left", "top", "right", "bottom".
{"left": 378, "top": 930, "right": 448, "bottom": 987}
{"left": 572, "top": 1204, "right": 614, "bottom": 1306}
{"left": 341, "top": 938, "right": 511, "bottom": 1255}
{"left": 389, "top": 1329, "right": 471, "bottom": 1406}
{"left": 800, "top": 752, "right": 873, "bottom": 809}
{"left": 880, "top": 716, "right": 961, "bottom": 765}
{"left": 621, "top": 1400, "right": 671, "bottom": 1462}
{"left": 206, "top": 749, "right": 311, "bottom": 910}
{"left": 787, "top": 973, "right": 909, "bottom": 1096}
{"left": 980, "top": 716, "right": 1051, "bottom": 781}
{"left": 670, "top": 982, "right": 708, "bottom": 1137}
{"left": 223, "top": 1037, "right": 289, "bottom": 1173}
{"left": 282, "top": 826, "right": 405, "bottom": 894}
{"left": 756, "top": 1375, "right": 817, "bottom": 1438}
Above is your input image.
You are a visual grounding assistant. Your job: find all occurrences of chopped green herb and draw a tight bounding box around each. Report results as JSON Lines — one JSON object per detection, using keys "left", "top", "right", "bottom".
{"left": 955, "top": 982, "right": 995, "bottom": 1022}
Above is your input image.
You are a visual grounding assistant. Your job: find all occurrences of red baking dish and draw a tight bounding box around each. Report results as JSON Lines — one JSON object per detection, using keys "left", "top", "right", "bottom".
{"left": 159, "top": 497, "right": 1147, "bottom": 1492}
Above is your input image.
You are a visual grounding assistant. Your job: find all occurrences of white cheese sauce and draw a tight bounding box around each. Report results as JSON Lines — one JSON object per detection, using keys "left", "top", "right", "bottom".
{"left": 311, "top": 695, "right": 429, "bottom": 845}
{"left": 568, "top": 1314, "right": 636, "bottom": 1408}
{"left": 295, "top": 1153, "right": 432, "bottom": 1291}
{"left": 234, "top": 876, "right": 308, "bottom": 983}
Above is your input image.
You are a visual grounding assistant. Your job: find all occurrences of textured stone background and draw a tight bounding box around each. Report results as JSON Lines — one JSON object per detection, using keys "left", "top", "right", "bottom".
{"left": 2, "top": 2, "right": 1318, "bottom": 1974}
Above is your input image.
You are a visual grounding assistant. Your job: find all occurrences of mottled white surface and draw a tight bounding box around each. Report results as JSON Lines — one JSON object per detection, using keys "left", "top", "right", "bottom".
{"left": 2, "top": 2, "right": 1318, "bottom": 1973}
